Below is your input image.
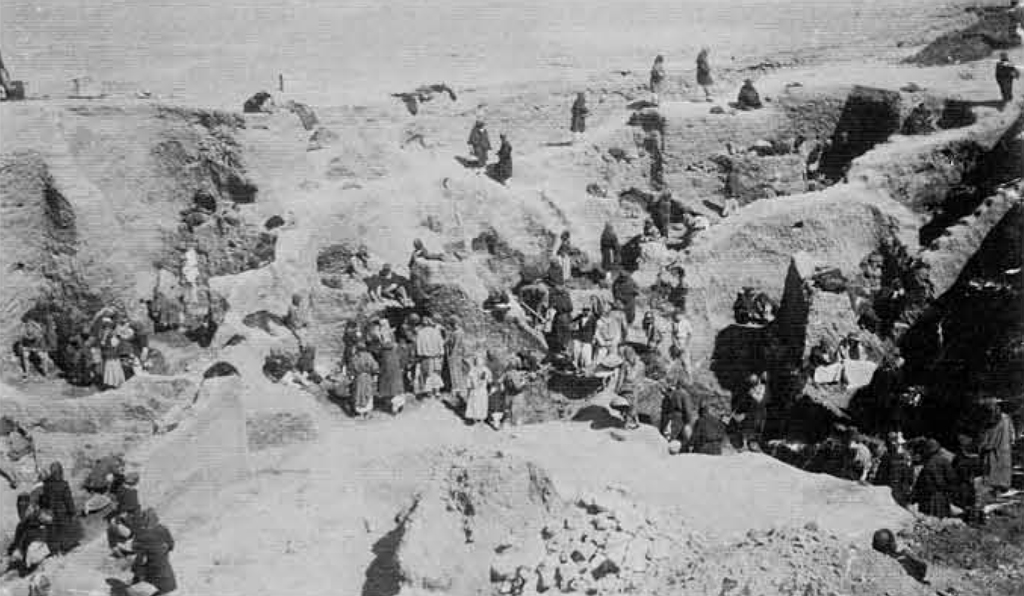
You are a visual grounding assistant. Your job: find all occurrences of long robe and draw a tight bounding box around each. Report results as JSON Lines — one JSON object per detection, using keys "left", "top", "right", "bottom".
{"left": 873, "top": 451, "right": 914, "bottom": 507}
{"left": 446, "top": 328, "right": 468, "bottom": 395}
{"left": 415, "top": 326, "right": 446, "bottom": 393}
{"left": 468, "top": 125, "right": 491, "bottom": 165}
{"left": 570, "top": 97, "right": 588, "bottom": 132}
{"left": 696, "top": 54, "right": 713, "bottom": 86}
{"left": 464, "top": 365, "right": 492, "bottom": 422}
{"left": 40, "top": 475, "right": 78, "bottom": 554}
{"left": 495, "top": 140, "right": 513, "bottom": 183}
{"left": 133, "top": 524, "right": 177, "bottom": 595}
{"left": 913, "top": 453, "right": 957, "bottom": 518}
{"left": 351, "top": 351, "right": 379, "bottom": 414}
{"left": 980, "top": 413, "right": 1015, "bottom": 490}
{"left": 600, "top": 227, "right": 620, "bottom": 272}
{"left": 649, "top": 63, "right": 666, "bottom": 95}
{"left": 377, "top": 343, "right": 405, "bottom": 398}
{"left": 613, "top": 274, "right": 640, "bottom": 324}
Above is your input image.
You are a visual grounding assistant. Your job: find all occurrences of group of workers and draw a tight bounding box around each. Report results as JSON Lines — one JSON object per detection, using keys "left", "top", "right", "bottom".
{"left": 869, "top": 403, "right": 1017, "bottom": 522}
{"left": 15, "top": 304, "right": 154, "bottom": 391}
{"left": 1, "top": 446, "right": 176, "bottom": 595}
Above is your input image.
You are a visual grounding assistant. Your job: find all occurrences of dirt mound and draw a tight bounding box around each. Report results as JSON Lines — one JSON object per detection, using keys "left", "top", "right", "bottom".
{"left": 390, "top": 451, "right": 562, "bottom": 595}
{"left": 907, "top": 8, "right": 1022, "bottom": 66}
{"left": 386, "top": 441, "right": 930, "bottom": 596}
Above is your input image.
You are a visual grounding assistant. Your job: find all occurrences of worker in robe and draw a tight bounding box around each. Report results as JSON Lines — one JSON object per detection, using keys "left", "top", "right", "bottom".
{"left": 690, "top": 404, "right": 727, "bottom": 455}
{"left": 600, "top": 223, "right": 621, "bottom": 280}
{"left": 912, "top": 439, "right": 957, "bottom": 518}
{"left": 996, "top": 52, "right": 1020, "bottom": 105}
{"left": 873, "top": 432, "right": 913, "bottom": 507}
{"left": 649, "top": 55, "right": 666, "bottom": 104}
{"left": 39, "top": 462, "right": 78, "bottom": 554}
{"left": 467, "top": 120, "right": 491, "bottom": 168}
{"left": 979, "top": 402, "right": 1016, "bottom": 495}
{"left": 494, "top": 133, "right": 512, "bottom": 185}
{"left": 350, "top": 342, "right": 379, "bottom": 418}
{"left": 661, "top": 383, "right": 697, "bottom": 449}
{"left": 570, "top": 92, "right": 589, "bottom": 142}
{"left": 614, "top": 346, "right": 646, "bottom": 430}
{"left": 652, "top": 192, "right": 673, "bottom": 238}
{"left": 130, "top": 509, "right": 177, "bottom": 596}
{"left": 612, "top": 270, "right": 640, "bottom": 325}
{"left": 696, "top": 48, "right": 714, "bottom": 101}
{"left": 414, "top": 317, "right": 446, "bottom": 398}
{"left": 444, "top": 317, "right": 468, "bottom": 403}
{"left": 736, "top": 78, "right": 763, "bottom": 110}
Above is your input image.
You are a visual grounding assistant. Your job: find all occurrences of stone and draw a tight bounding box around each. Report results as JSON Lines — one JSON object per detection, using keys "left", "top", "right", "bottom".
{"left": 623, "top": 538, "right": 650, "bottom": 572}
{"left": 556, "top": 564, "right": 575, "bottom": 591}
{"left": 570, "top": 542, "right": 597, "bottom": 563}
{"left": 590, "top": 557, "right": 620, "bottom": 580}
{"left": 536, "top": 563, "right": 556, "bottom": 593}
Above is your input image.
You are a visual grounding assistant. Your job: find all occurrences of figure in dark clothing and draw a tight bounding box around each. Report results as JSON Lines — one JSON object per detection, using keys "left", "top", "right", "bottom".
{"left": 996, "top": 52, "right": 1020, "bottom": 104}
{"left": 570, "top": 92, "right": 589, "bottom": 142}
{"left": 131, "top": 508, "right": 177, "bottom": 596}
{"left": 652, "top": 193, "right": 673, "bottom": 238}
{"left": 467, "top": 120, "right": 491, "bottom": 168}
{"left": 547, "top": 286, "right": 574, "bottom": 355}
{"left": 649, "top": 55, "right": 666, "bottom": 104}
{"left": 5, "top": 504, "right": 50, "bottom": 577}
{"left": 612, "top": 270, "right": 640, "bottom": 325}
{"left": 912, "top": 439, "right": 957, "bottom": 518}
{"left": 691, "top": 405, "right": 727, "bottom": 455}
{"left": 493, "top": 133, "right": 513, "bottom": 185}
{"left": 661, "top": 385, "right": 697, "bottom": 446}
{"left": 107, "top": 472, "right": 142, "bottom": 551}
{"left": 39, "top": 462, "right": 78, "bottom": 555}
{"left": 951, "top": 435, "right": 984, "bottom": 523}
{"left": 696, "top": 48, "right": 714, "bottom": 100}
{"left": 600, "top": 223, "right": 621, "bottom": 276}
{"left": 872, "top": 529, "right": 928, "bottom": 583}
{"left": 736, "top": 79, "right": 763, "bottom": 110}
{"left": 873, "top": 433, "right": 914, "bottom": 507}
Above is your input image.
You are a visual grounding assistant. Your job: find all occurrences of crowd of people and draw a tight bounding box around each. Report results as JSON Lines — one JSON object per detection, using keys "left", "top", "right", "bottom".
{"left": 14, "top": 304, "right": 155, "bottom": 391}
{"left": 0, "top": 436, "right": 176, "bottom": 595}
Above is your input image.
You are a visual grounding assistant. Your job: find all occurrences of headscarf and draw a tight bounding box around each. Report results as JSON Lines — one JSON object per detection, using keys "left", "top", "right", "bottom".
{"left": 48, "top": 461, "right": 64, "bottom": 483}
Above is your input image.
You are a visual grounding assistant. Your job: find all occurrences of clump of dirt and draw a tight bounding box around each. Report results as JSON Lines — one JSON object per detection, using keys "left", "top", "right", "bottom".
{"left": 907, "top": 8, "right": 1022, "bottom": 66}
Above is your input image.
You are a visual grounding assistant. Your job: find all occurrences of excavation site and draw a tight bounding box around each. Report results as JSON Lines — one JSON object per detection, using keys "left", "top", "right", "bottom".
{"left": 0, "top": 1, "right": 1022, "bottom": 595}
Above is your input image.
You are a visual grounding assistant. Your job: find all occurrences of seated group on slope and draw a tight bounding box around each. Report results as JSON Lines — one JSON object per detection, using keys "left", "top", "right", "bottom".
{"left": 14, "top": 304, "right": 156, "bottom": 391}
{"left": 1, "top": 446, "right": 177, "bottom": 596}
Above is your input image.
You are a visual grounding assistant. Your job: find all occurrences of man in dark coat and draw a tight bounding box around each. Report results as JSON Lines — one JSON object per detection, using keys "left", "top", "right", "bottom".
{"left": 661, "top": 384, "right": 697, "bottom": 446}
{"left": 570, "top": 92, "right": 589, "bottom": 142}
{"left": 652, "top": 193, "right": 673, "bottom": 238}
{"left": 690, "top": 404, "right": 726, "bottom": 455}
{"left": 912, "top": 439, "right": 957, "bottom": 518}
{"left": 131, "top": 508, "right": 177, "bottom": 595}
{"left": 612, "top": 270, "right": 640, "bottom": 325}
{"left": 736, "top": 79, "right": 763, "bottom": 110}
{"left": 547, "top": 286, "right": 574, "bottom": 356}
{"left": 872, "top": 433, "right": 914, "bottom": 507}
{"left": 872, "top": 529, "right": 928, "bottom": 583}
{"left": 468, "top": 120, "right": 491, "bottom": 168}
{"left": 39, "top": 461, "right": 78, "bottom": 554}
{"left": 996, "top": 52, "right": 1020, "bottom": 104}
{"left": 600, "top": 223, "right": 620, "bottom": 276}
{"left": 494, "top": 134, "right": 512, "bottom": 185}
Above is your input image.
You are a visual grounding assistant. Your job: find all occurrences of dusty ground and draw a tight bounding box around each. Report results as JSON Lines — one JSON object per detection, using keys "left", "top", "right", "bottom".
{"left": 1, "top": 1, "right": 1023, "bottom": 595}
